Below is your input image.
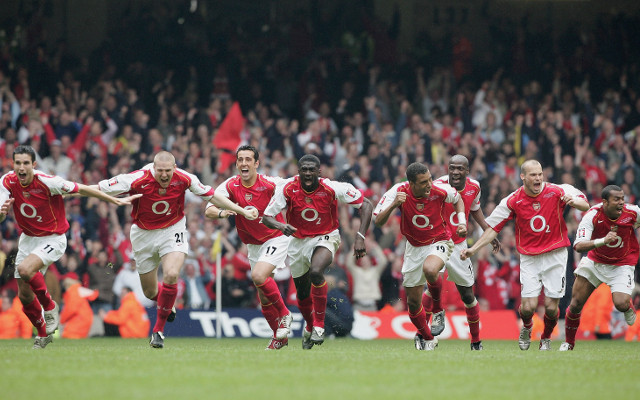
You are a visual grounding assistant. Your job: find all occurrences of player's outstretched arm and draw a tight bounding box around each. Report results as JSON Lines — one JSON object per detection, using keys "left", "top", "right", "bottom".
{"left": 563, "top": 194, "right": 590, "bottom": 211}
{"left": 453, "top": 196, "right": 467, "bottom": 237}
{"left": 77, "top": 184, "right": 142, "bottom": 206}
{"left": 374, "top": 192, "right": 406, "bottom": 227}
{"left": 204, "top": 205, "right": 236, "bottom": 220}
{"left": 0, "top": 198, "right": 15, "bottom": 223}
{"left": 354, "top": 198, "right": 373, "bottom": 259}
{"left": 574, "top": 230, "right": 618, "bottom": 253}
{"left": 460, "top": 227, "right": 499, "bottom": 260}
{"left": 262, "top": 215, "right": 297, "bottom": 236}
{"left": 470, "top": 208, "right": 502, "bottom": 253}
{"left": 208, "top": 193, "right": 258, "bottom": 220}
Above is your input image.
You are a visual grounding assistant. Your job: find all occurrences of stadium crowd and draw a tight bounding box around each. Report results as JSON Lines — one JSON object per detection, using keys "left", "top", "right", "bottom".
{"left": 1, "top": 3, "right": 640, "bottom": 339}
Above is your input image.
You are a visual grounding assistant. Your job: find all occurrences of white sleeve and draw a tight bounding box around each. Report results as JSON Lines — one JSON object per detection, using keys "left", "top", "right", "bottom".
{"left": 325, "top": 179, "right": 363, "bottom": 208}
{"left": 434, "top": 182, "right": 460, "bottom": 204}
{"left": 485, "top": 196, "right": 513, "bottom": 229}
{"left": 98, "top": 170, "right": 144, "bottom": 196}
{"left": 575, "top": 208, "right": 597, "bottom": 244}
{"left": 470, "top": 181, "right": 482, "bottom": 212}
{"left": 263, "top": 175, "right": 288, "bottom": 187}
{"left": 263, "top": 181, "right": 289, "bottom": 217}
{"left": 180, "top": 168, "right": 215, "bottom": 199}
{"left": 0, "top": 176, "right": 10, "bottom": 204}
{"left": 37, "top": 172, "right": 79, "bottom": 195}
{"left": 628, "top": 205, "right": 640, "bottom": 229}
{"left": 373, "top": 185, "right": 400, "bottom": 217}
{"left": 560, "top": 184, "right": 587, "bottom": 199}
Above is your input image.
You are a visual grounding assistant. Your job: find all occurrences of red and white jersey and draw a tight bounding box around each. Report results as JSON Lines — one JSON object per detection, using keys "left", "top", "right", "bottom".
{"left": 373, "top": 181, "right": 460, "bottom": 247}
{"left": 0, "top": 170, "right": 78, "bottom": 236}
{"left": 435, "top": 175, "right": 481, "bottom": 244}
{"left": 486, "top": 182, "right": 586, "bottom": 255}
{"left": 575, "top": 203, "right": 640, "bottom": 266}
{"left": 213, "top": 174, "right": 286, "bottom": 245}
{"left": 263, "top": 176, "right": 363, "bottom": 239}
{"left": 98, "top": 164, "right": 215, "bottom": 230}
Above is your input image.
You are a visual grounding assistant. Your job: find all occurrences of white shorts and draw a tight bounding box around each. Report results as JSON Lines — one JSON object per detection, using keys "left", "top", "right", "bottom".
{"left": 575, "top": 257, "right": 635, "bottom": 295}
{"left": 402, "top": 239, "right": 453, "bottom": 288}
{"left": 288, "top": 230, "right": 341, "bottom": 279}
{"left": 444, "top": 241, "right": 475, "bottom": 287}
{"left": 520, "top": 247, "right": 568, "bottom": 298}
{"left": 14, "top": 233, "right": 67, "bottom": 278}
{"left": 247, "top": 235, "right": 291, "bottom": 269}
{"left": 130, "top": 217, "right": 188, "bottom": 274}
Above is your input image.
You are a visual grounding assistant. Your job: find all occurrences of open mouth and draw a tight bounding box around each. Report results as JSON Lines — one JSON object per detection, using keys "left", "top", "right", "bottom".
{"left": 17, "top": 173, "right": 28, "bottom": 182}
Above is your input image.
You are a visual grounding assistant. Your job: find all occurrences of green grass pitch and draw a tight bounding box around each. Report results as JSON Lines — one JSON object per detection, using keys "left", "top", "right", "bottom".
{"left": 1, "top": 337, "right": 639, "bottom": 400}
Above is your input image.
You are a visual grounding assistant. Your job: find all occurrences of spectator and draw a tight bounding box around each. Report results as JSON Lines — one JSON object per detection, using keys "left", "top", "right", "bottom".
{"left": 0, "top": 288, "right": 32, "bottom": 338}
{"left": 59, "top": 274, "right": 95, "bottom": 339}
{"left": 85, "top": 247, "right": 116, "bottom": 314}
{"left": 324, "top": 275, "right": 354, "bottom": 338}
{"left": 101, "top": 286, "right": 150, "bottom": 338}
{"left": 345, "top": 237, "right": 388, "bottom": 311}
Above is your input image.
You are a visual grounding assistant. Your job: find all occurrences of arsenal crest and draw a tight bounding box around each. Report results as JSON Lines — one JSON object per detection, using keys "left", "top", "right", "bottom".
{"left": 416, "top": 203, "right": 424, "bottom": 211}
{"left": 305, "top": 197, "right": 312, "bottom": 204}
{"left": 533, "top": 202, "right": 540, "bottom": 211}
{"left": 23, "top": 191, "right": 30, "bottom": 199}
{"left": 245, "top": 193, "right": 253, "bottom": 202}
{"left": 159, "top": 188, "right": 167, "bottom": 196}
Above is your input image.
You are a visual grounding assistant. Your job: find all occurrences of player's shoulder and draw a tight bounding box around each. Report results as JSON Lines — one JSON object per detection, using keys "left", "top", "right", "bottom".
{"left": 431, "top": 180, "right": 454, "bottom": 194}
{"left": 503, "top": 187, "right": 524, "bottom": 204}
{"left": 583, "top": 204, "right": 602, "bottom": 218}
{"left": 623, "top": 203, "right": 640, "bottom": 215}
{"left": 465, "top": 177, "right": 481, "bottom": 190}
{"left": 281, "top": 177, "right": 298, "bottom": 192}
{"left": 434, "top": 175, "right": 449, "bottom": 184}
{"left": 258, "top": 174, "right": 286, "bottom": 187}
{"left": 0, "top": 171, "right": 16, "bottom": 183}
{"left": 391, "top": 181, "right": 409, "bottom": 192}
{"left": 173, "top": 167, "right": 194, "bottom": 182}
{"left": 547, "top": 182, "right": 572, "bottom": 194}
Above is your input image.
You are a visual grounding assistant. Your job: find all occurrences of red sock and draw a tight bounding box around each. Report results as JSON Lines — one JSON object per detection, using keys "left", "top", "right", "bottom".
{"left": 564, "top": 308, "right": 581, "bottom": 345}
{"left": 297, "top": 295, "right": 314, "bottom": 331}
{"left": 409, "top": 305, "right": 433, "bottom": 340}
{"left": 261, "top": 302, "right": 279, "bottom": 336}
{"left": 22, "top": 297, "right": 47, "bottom": 337}
{"left": 28, "top": 273, "right": 55, "bottom": 311}
{"left": 150, "top": 282, "right": 163, "bottom": 301}
{"left": 311, "top": 282, "right": 328, "bottom": 329}
{"left": 257, "top": 277, "right": 289, "bottom": 317}
{"left": 465, "top": 302, "right": 481, "bottom": 343}
{"left": 519, "top": 308, "right": 533, "bottom": 330}
{"left": 421, "top": 292, "right": 433, "bottom": 324}
{"left": 426, "top": 275, "right": 443, "bottom": 313}
{"left": 541, "top": 310, "right": 559, "bottom": 340}
{"left": 153, "top": 283, "right": 177, "bottom": 333}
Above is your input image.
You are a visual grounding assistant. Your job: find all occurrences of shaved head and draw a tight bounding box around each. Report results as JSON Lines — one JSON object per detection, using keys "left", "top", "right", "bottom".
{"left": 521, "top": 159, "right": 542, "bottom": 175}
{"left": 449, "top": 154, "right": 469, "bottom": 168}
{"left": 154, "top": 151, "right": 176, "bottom": 165}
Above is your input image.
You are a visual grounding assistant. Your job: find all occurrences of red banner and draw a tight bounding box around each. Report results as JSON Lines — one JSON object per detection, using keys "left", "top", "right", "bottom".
{"left": 352, "top": 310, "right": 520, "bottom": 340}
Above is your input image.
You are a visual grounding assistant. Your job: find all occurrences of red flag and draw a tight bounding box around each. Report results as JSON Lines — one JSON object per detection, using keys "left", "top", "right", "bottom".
{"left": 217, "top": 151, "right": 237, "bottom": 174}
{"left": 213, "top": 102, "right": 244, "bottom": 151}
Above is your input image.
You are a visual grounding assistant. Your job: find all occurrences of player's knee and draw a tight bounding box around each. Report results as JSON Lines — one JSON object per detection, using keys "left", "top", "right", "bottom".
{"left": 613, "top": 297, "right": 632, "bottom": 313}
{"left": 309, "top": 270, "right": 324, "bottom": 285}
{"left": 142, "top": 286, "right": 157, "bottom": 299}
{"left": 406, "top": 297, "right": 421, "bottom": 313}
{"left": 16, "top": 264, "right": 34, "bottom": 280}
{"left": 251, "top": 270, "right": 268, "bottom": 286}
{"left": 460, "top": 291, "right": 475, "bottom": 305}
